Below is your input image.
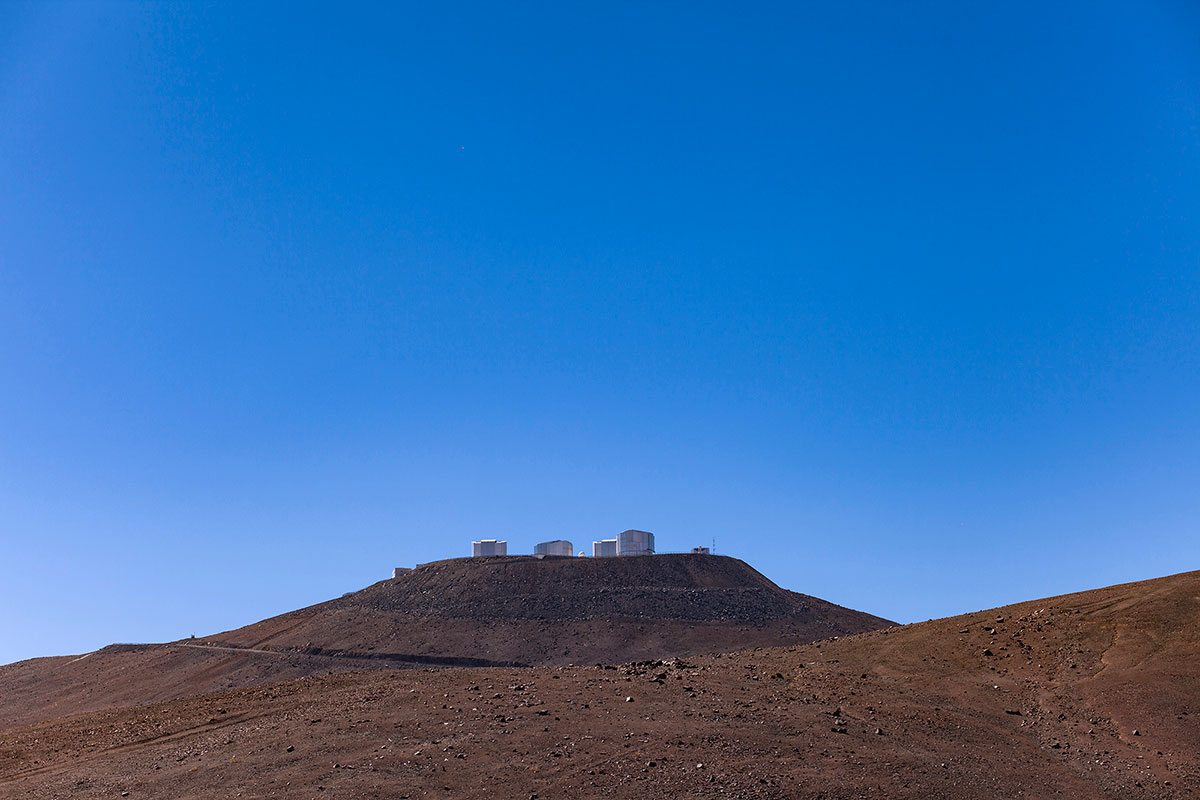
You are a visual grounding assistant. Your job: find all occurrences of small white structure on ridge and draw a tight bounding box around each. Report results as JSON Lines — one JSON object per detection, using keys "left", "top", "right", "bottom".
{"left": 472, "top": 539, "right": 508, "bottom": 557}
{"left": 592, "top": 538, "right": 618, "bottom": 558}
{"left": 616, "top": 529, "right": 655, "bottom": 556}
{"left": 534, "top": 539, "right": 574, "bottom": 557}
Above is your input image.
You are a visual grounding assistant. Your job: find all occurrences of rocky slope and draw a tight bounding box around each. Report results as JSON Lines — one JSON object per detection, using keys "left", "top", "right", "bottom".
{"left": 0, "top": 554, "right": 890, "bottom": 729}
{"left": 214, "top": 554, "right": 891, "bottom": 663}
{"left": 2, "top": 569, "right": 1197, "bottom": 798}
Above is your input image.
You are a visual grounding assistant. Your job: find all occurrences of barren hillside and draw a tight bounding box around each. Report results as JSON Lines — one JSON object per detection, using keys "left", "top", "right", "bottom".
{"left": 215, "top": 554, "right": 891, "bottom": 662}
{"left": 2, "top": 569, "right": 1197, "bottom": 798}
{"left": 0, "top": 554, "right": 890, "bottom": 729}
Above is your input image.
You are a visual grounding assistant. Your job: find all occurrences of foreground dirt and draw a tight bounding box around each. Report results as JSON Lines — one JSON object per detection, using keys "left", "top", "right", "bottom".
{"left": 2, "top": 570, "right": 1197, "bottom": 799}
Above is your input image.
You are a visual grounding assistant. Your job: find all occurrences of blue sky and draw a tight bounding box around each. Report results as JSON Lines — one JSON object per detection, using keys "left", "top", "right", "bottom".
{"left": 1, "top": 1, "right": 1198, "bottom": 665}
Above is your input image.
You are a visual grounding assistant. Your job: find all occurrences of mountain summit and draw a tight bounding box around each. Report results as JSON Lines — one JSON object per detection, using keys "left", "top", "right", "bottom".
{"left": 0, "top": 553, "right": 890, "bottom": 728}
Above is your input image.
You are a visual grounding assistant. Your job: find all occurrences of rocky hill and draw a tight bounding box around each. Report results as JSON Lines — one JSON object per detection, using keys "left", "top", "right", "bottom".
{"left": 213, "top": 554, "right": 891, "bottom": 663}
{"left": 0, "top": 554, "right": 890, "bottom": 729}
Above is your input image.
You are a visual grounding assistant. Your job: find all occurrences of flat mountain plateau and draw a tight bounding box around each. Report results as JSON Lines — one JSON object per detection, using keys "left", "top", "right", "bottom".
{"left": 2, "top": 566, "right": 1198, "bottom": 799}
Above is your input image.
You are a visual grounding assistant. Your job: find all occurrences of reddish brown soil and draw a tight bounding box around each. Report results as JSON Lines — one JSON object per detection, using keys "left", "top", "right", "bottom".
{"left": 2, "top": 569, "right": 1197, "bottom": 799}
{"left": 0, "top": 555, "right": 890, "bottom": 729}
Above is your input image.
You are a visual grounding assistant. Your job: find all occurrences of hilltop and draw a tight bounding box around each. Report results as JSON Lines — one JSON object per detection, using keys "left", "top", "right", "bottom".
{"left": 0, "top": 554, "right": 890, "bottom": 728}
{"left": 2, "top": 569, "right": 1197, "bottom": 798}
{"left": 215, "top": 554, "right": 892, "bottom": 663}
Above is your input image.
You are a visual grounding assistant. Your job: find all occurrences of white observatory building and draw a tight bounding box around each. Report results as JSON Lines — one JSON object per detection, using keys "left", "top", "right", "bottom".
{"left": 616, "top": 529, "right": 655, "bottom": 556}
{"left": 590, "top": 530, "right": 655, "bottom": 557}
{"left": 534, "top": 539, "right": 574, "bottom": 557}
{"left": 592, "top": 538, "right": 618, "bottom": 558}
{"left": 472, "top": 539, "right": 507, "bottom": 557}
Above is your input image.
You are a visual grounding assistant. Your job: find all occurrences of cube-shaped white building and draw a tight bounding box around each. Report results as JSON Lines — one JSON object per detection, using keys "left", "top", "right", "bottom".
{"left": 472, "top": 539, "right": 507, "bottom": 557}
{"left": 534, "top": 539, "right": 573, "bottom": 557}
{"left": 592, "top": 538, "right": 618, "bottom": 558}
{"left": 616, "top": 529, "right": 655, "bottom": 556}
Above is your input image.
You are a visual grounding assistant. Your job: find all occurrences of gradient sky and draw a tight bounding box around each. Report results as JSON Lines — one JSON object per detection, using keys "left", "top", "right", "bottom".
{"left": 1, "top": 1, "right": 1198, "bottom": 666}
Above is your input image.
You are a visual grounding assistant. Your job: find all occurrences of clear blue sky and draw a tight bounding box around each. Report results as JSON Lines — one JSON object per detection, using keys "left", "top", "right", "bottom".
{"left": 1, "top": 1, "right": 1197, "bottom": 666}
